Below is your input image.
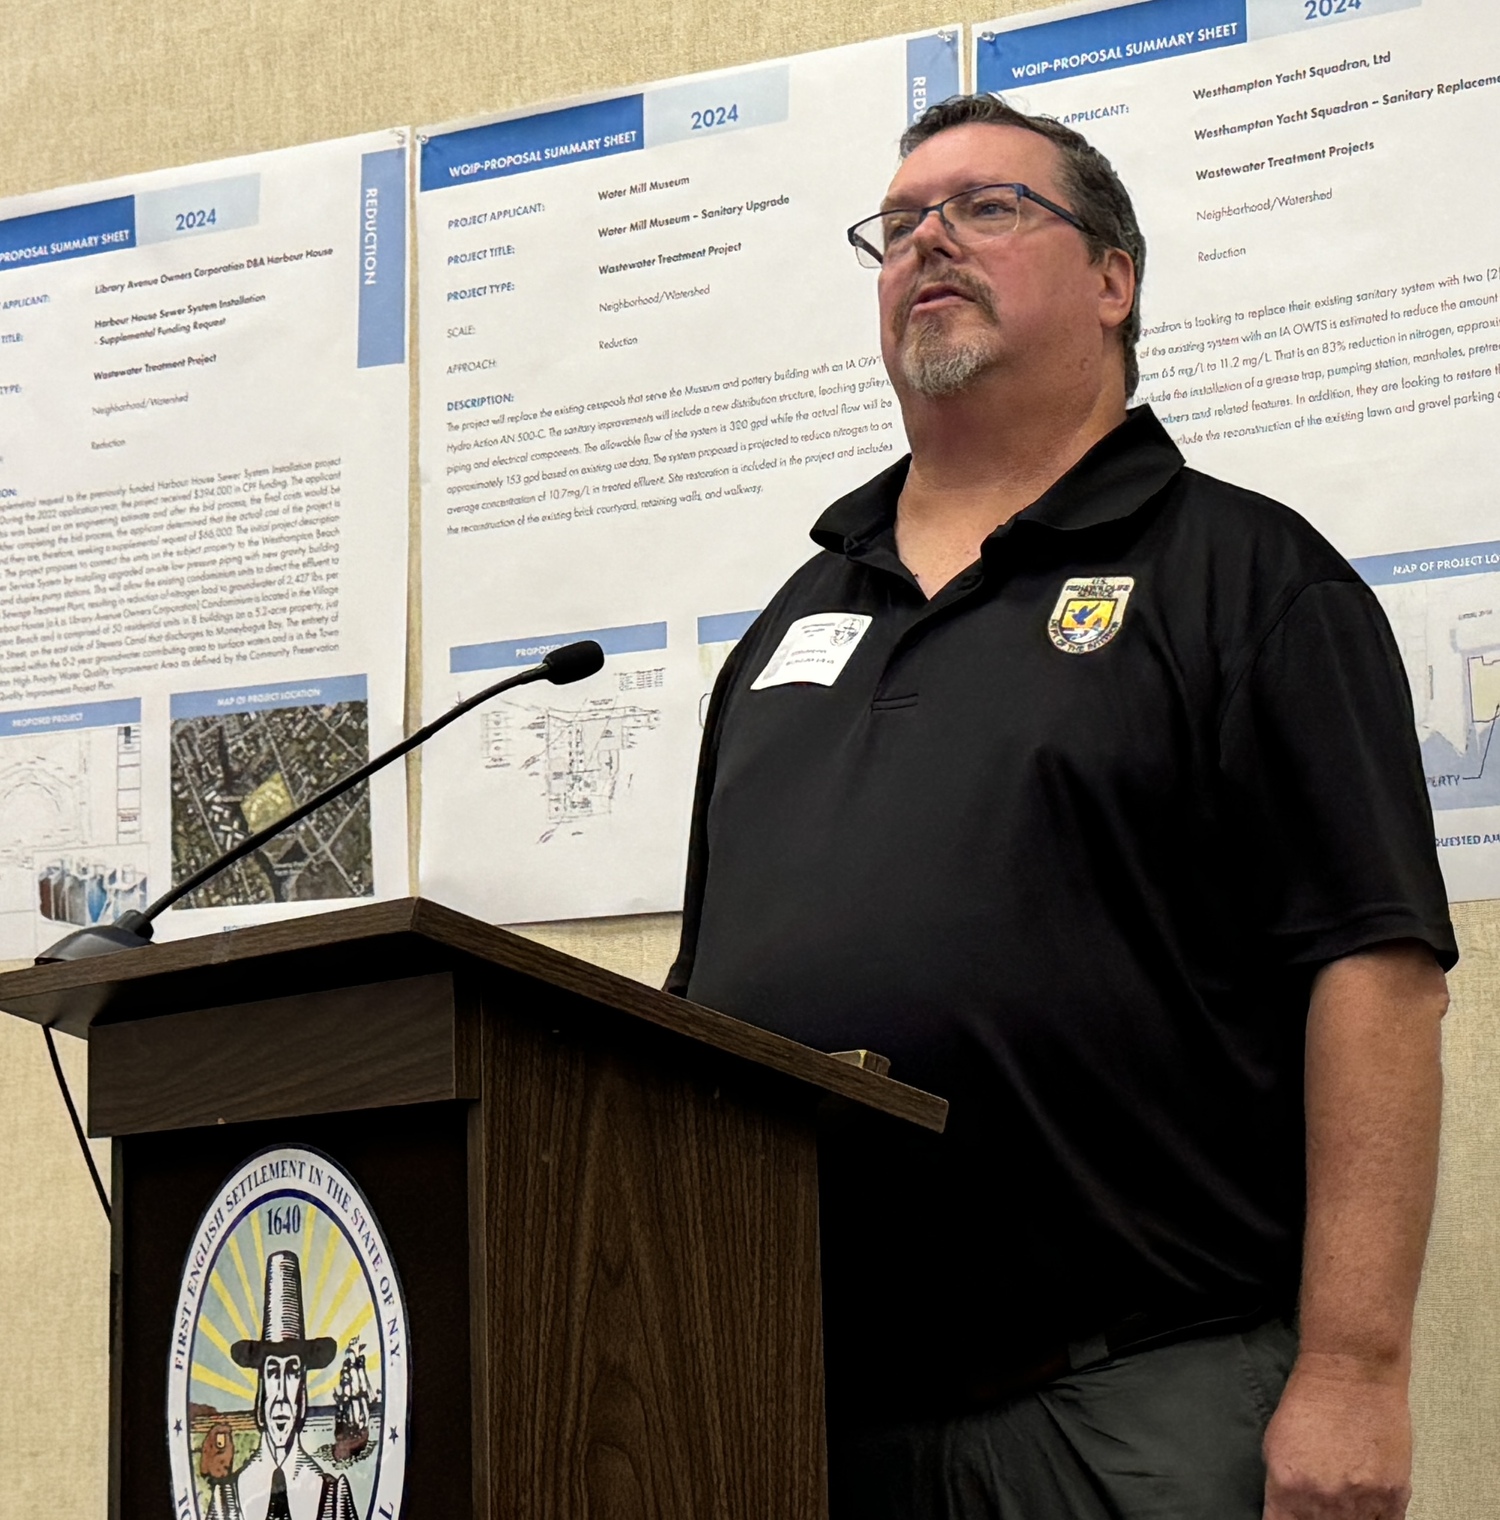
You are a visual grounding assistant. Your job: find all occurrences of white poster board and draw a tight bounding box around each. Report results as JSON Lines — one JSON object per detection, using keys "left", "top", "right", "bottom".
{"left": 0, "top": 130, "right": 411, "bottom": 953}
{"left": 416, "top": 31, "right": 960, "bottom": 922}
{"left": 975, "top": 0, "right": 1500, "bottom": 899}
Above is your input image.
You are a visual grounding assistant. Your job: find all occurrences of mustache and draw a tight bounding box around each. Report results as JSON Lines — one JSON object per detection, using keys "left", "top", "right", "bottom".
{"left": 896, "top": 265, "right": 998, "bottom": 336}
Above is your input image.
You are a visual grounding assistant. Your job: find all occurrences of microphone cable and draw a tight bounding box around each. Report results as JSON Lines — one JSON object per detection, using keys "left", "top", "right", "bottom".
{"left": 42, "top": 1024, "right": 111, "bottom": 1222}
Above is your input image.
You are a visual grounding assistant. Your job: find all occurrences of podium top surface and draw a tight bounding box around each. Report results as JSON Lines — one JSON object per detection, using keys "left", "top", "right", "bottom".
{"left": 0, "top": 897, "right": 946, "bottom": 1132}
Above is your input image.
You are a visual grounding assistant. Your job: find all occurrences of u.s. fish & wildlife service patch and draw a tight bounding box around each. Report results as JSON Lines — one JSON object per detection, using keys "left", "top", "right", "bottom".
{"left": 1048, "top": 576, "right": 1136, "bottom": 654}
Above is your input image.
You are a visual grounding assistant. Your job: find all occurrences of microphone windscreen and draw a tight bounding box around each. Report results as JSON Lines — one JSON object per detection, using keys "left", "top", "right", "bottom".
{"left": 542, "top": 640, "right": 605, "bottom": 684}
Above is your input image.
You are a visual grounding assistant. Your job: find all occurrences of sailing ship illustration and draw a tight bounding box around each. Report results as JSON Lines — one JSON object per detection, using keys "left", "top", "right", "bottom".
{"left": 333, "top": 1338, "right": 377, "bottom": 1461}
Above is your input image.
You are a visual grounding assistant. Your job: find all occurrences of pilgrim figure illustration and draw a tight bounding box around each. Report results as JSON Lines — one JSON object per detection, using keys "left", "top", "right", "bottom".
{"left": 203, "top": 1250, "right": 359, "bottom": 1520}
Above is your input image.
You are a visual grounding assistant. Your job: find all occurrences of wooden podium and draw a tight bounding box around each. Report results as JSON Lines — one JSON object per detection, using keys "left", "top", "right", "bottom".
{"left": 0, "top": 897, "right": 945, "bottom": 1520}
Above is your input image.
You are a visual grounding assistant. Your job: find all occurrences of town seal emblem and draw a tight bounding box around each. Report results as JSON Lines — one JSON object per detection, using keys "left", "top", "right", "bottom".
{"left": 1047, "top": 576, "right": 1136, "bottom": 654}
{"left": 167, "top": 1145, "right": 410, "bottom": 1520}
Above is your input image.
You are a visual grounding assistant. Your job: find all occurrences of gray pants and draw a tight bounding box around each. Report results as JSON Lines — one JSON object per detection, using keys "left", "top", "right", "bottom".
{"left": 829, "top": 1318, "right": 1298, "bottom": 1520}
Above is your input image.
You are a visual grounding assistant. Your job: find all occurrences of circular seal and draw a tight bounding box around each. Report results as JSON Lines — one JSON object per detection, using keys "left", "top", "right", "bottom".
{"left": 167, "top": 1145, "right": 410, "bottom": 1520}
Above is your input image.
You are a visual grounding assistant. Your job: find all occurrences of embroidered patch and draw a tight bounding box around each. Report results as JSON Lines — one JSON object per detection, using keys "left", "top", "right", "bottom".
{"left": 1047, "top": 576, "right": 1136, "bottom": 654}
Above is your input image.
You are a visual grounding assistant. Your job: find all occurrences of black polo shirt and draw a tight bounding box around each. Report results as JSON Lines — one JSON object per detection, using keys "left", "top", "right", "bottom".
{"left": 667, "top": 406, "right": 1456, "bottom": 1424}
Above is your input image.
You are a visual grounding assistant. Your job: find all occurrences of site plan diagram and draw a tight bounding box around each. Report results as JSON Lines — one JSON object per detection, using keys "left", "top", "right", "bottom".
{"left": 482, "top": 693, "right": 662, "bottom": 844}
{"left": 0, "top": 702, "right": 145, "bottom": 956}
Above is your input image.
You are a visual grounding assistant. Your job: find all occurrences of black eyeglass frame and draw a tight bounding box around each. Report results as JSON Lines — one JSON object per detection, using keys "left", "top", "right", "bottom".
{"left": 846, "top": 182, "right": 1094, "bottom": 267}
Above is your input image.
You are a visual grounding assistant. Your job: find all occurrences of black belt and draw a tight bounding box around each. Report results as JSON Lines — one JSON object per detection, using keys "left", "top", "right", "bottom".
{"left": 959, "top": 1303, "right": 1285, "bottom": 1409}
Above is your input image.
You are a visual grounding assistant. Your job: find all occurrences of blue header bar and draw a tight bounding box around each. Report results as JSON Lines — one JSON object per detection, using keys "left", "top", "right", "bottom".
{"left": 357, "top": 147, "right": 407, "bottom": 368}
{"left": 422, "top": 96, "right": 645, "bottom": 191}
{"left": 171, "top": 674, "right": 368, "bottom": 720}
{"left": 697, "top": 610, "right": 760, "bottom": 644}
{"left": 907, "top": 32, "right": 962, "bottom": 123}
{"left": 451, "top": 621, "right": 665, "bottom": 673}
{"left": 0, "top": 697, "right": 140, "bottom": 737}
{"left": 977, "top": 0, "right": 1245, "bottom": 90}
{"left": 1352, "top": 541, "right": 1500, "bottom": 587}
{"left": 0, "top": 196, "right": 135, "bottom": 273}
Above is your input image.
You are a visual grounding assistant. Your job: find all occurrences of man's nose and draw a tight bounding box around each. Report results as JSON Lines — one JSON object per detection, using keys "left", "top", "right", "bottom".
{"left": 908, "top": 206, "right": 959, "bottom": 258}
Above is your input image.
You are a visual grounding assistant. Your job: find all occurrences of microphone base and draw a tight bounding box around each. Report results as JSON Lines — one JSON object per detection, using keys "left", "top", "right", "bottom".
{"left": 36, "top": 912, "right": 155, "bottom": 965}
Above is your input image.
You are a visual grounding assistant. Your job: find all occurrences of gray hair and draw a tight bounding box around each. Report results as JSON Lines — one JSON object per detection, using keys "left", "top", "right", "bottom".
{"left": 900, "top": 94, "right": 1146, "bottom": 397}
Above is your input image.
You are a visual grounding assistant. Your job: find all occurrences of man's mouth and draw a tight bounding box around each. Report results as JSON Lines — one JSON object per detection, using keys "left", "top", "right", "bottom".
{"left": 898, "top": 265, "right": 1000, "bottom": 335}
{"left": 908, "top": 282, "right": 973, "bottom": 316}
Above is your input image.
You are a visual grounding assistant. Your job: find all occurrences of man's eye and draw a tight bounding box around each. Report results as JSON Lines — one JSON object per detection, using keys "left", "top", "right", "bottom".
{"left": 965, "top": 196, "right": 1013, "bottom": 220}
{"left": 884, "top": 213, "right": 921, "bottom": 242}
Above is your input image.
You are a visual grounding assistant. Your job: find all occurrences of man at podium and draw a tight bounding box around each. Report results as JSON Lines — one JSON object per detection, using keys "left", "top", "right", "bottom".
{"left": 669, "top": 95, "right": 1455, "bottom": 1520}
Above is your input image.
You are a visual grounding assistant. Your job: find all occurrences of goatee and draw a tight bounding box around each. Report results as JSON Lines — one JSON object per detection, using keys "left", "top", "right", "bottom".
{"left": 900, "top": 331, "right": 999, "bottom": 397}
{"left": 896, "top": 270, "right": 1001, "bottom": 398}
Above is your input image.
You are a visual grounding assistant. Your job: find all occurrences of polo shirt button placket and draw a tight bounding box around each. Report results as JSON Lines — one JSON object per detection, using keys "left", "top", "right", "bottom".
{"left": 872, "top": 567, "right": 986, "bottom": 711}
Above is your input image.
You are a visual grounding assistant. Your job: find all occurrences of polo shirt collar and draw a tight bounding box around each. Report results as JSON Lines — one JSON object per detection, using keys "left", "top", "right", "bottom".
{"left": 810, "top": 405, "right": 1185, "bottom": 558}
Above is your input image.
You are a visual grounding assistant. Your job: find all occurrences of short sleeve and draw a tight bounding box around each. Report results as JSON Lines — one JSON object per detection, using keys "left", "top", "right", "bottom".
{"left": 1219, "top": 577, "right": 1457, "bottom": 971}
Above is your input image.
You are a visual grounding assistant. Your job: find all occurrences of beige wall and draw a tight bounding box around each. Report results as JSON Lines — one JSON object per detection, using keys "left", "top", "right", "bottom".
{"left": 1, "top": 0, "right": 1496, "bottom": 1512}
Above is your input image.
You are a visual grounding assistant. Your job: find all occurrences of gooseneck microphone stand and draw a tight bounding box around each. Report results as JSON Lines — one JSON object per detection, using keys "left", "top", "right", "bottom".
{"left": 31, "top": 638, "right": 606, "bottom": 1220}
{"left": 37, "top": 639, "right": 605, "bottom": 963}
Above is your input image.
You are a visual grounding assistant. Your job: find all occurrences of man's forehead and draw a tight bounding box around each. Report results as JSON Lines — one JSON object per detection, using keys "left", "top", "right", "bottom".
{"left": 884, "top": 123, "right": 1064, "bottom": 204}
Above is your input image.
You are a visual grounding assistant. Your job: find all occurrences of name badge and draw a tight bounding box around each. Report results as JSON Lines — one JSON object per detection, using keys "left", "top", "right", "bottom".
{"left": 751, "top": 612, "right": 872, "bottom": 690}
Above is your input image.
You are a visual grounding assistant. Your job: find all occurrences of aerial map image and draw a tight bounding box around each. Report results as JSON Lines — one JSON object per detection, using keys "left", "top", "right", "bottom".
{"left": 170, "top": 681, "right": 373, "bottom": 908}
{"left": 1361, "top": 544, "right": 1500, "bottom": 812}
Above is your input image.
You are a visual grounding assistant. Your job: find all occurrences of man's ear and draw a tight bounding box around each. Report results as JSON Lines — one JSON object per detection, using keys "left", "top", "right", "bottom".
{"left": 1097, "top": 247, "right": 1135, "bottom": 336}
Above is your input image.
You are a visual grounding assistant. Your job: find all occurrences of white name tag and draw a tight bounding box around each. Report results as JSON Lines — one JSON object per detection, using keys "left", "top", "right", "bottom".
{"left": 751, "top": 613, "right": 873, "bottom": 690}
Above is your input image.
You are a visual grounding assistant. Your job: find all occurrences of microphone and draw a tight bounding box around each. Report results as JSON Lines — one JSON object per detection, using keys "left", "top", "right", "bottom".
{"left": 36, "top": 639, "right": 605, "bottom": 963}
{"left": 539, "top": 640, "right": 606, "bottom": 684}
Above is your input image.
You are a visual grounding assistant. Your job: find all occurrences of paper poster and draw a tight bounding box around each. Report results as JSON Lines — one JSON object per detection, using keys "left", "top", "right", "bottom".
{"left": 0, "top": 130, "right": 411, "bottom": 952}
{"left": 975, "top": 0, "right": 1500, "bottom": 898}
{"left": 415, "top": 31, "right": 959, "bottom": 922}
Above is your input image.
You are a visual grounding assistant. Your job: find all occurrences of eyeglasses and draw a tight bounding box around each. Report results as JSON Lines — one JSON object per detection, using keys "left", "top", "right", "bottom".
{"left": 847, "top": 182, "right": 1092, "bottom": 269}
